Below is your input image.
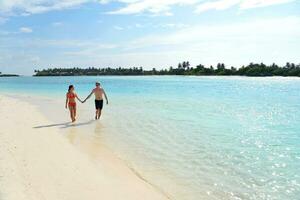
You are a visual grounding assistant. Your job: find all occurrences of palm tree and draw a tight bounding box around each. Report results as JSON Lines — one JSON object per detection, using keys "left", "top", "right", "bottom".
{"left": 178, "top": 63, "right": 182, "bottom": 69}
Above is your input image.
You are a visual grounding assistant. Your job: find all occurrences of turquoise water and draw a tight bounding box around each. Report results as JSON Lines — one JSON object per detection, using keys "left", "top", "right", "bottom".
{"left": 1, "top": 76, "right": 300, "bottom": 199}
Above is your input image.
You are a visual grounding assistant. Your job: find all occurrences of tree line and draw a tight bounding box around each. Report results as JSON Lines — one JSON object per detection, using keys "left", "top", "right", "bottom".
{"left": 34, "top": 62, "right": 300, "bottom": 77}
{"left": 0, "top": 71, "right": 19, "bottom": 77}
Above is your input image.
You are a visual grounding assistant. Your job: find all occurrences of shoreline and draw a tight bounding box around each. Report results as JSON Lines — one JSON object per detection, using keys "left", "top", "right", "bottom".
{"left": 2, "top": 74, "right": 300, "bottom": 77}
{"left": 0, "top": 94, "right": 169, "bottom": 200}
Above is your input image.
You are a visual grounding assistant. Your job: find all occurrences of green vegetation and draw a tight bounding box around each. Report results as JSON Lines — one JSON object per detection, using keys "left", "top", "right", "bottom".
{"left": 0, "top": 72, "right": 19, "bottom": 77}
{"left": 34, "top": 62, "right": 300, "bottom": 77}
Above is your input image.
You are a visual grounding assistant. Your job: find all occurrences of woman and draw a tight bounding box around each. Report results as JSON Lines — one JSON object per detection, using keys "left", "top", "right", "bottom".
{"left": 65, "top": 85, "right": 83, "bottom": 122}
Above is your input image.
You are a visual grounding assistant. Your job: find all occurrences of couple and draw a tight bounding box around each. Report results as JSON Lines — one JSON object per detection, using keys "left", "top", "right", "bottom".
{"left": 65, "top": 82, "right": 108, "bottom": 122}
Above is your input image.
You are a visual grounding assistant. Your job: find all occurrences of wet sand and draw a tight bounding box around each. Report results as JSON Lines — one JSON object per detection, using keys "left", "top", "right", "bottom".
{"left": 0, "top": 95, "right": 168, "bottom": 200}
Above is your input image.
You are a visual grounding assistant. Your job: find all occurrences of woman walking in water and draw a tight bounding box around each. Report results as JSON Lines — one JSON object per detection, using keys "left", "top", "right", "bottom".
{"left": 65, "top": 85, "right": 83, "bottom": 122}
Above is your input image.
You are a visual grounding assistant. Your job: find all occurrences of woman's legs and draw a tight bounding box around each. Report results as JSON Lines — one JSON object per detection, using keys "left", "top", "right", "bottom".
{"left": 73, "top": 106, "right": 77, "bottom": 121}
{"left": 69, "top": 106, "right": 75, "bottom": 122}
{"left": 69, "top": 107, "right": 73, "bottom": 121}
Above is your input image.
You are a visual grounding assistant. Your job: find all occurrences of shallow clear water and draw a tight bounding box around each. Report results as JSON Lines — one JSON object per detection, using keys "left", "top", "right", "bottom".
{"left": 1, "top": 76, "right": 300, "bottom": 200}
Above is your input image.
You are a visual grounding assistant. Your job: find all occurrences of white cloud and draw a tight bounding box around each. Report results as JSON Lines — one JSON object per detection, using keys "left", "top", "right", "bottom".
{"left": 196, "top": 0, "right": 240, "bottom": 13}
{"left": 2, "top": 38, "right": 117, "bottom": 49}
{"left": 105, "top": 0, "right": 295, "bottom": 15}
{"left": 135, "top": 23, "right": 143, "bottom": 28}
{"left": 52, "top": 22, "right": 63, "bottom": 27}
{"left": 240, "top": 0, "right": 295, "bottom": 9}
{"left": 111, "top": 22, "right": 189, "bottom": 30}
{"left": 0, "top": 0, "right": 92, "bottom": 16}
{"left": 113, "top": 25, "right": 124, "bottom": 30}
{"left": 157, "top": 23, "right": 190, "bottom": 29}
{"left": 29, "top": 16, "right": 298, "bottom": 69}
{"left": 196, "top": 0, "right": 296, "bottom": 13}
{"left": 130, "top": 16, "right": 300, "bottom": 47}
{"left": 0, "top": 0, "right": 296, "bottom": 18}
{"left": 114, "top": 16, "right": 300, "bottom": 67}
{"left": 63, "top": 44, "right": 118, "bottom": 56}
{"left": 0, "top": 37, "right": 118, "bottom": 74}
{"left": 19, "top": 27, "right": 33, "bottom": 33}
{"left": 107, "top": 0, "right": 200, "bottom": 15}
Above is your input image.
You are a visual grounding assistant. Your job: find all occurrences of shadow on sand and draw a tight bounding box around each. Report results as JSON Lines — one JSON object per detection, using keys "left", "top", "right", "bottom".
{"left": 33, "top": 120, "right": 94, "bottom": 129}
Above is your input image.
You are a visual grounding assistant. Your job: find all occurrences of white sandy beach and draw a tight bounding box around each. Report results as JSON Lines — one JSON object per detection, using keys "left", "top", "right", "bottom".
{"left": 0, "top": 95, "right": 168, "bottom": 200}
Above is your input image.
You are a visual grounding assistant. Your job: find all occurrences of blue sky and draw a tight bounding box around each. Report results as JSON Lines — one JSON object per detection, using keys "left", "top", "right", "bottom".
{"left": 0, "top": 0, "right": 299, "bottom": 75}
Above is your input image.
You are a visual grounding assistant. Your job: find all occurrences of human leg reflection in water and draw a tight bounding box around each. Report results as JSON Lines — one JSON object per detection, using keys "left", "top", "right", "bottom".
{"left": 94, "top": 122, "right": 103, "bottom": 137}
{"left": 66, "top": 127, "right": 78, "bottom": 145}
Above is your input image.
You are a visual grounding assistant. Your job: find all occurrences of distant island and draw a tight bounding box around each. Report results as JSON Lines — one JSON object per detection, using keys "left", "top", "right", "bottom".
{"left": 34, "top": 62, "right": 300, "bottom": 77}
{"left": 0, "top": 72, "right": 19, "bottom": 77}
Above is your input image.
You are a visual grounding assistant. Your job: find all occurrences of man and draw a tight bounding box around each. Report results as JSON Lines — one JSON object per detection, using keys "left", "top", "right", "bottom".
{"left": 83, "top": 82, "right": 108, "bottom": 120}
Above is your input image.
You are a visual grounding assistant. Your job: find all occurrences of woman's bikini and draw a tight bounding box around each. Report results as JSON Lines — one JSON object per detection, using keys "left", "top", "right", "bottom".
{"left": 67, "top": 92, "right": 76, "bottom": 107}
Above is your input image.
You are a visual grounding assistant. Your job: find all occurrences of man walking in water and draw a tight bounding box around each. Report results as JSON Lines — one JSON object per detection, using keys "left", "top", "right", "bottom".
{"left": 83, "top": 82, "right": 108, "bottom": 120}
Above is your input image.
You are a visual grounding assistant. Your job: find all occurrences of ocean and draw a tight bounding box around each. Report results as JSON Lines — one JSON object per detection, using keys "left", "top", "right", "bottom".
{"left": 0, "top": 76, "right": 299, "bottom": 200}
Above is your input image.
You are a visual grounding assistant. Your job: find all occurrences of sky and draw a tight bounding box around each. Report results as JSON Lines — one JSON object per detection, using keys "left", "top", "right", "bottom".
{"left": 0, "top": 0, "right": 299, "bottom": 75}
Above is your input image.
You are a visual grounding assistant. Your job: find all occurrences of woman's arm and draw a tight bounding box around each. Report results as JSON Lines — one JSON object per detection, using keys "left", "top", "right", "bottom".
{"left": 75, "top": 94, "right": 83, "bottom": 103}
{"left": 65, "top": 94, "right": 68, "bottom": 109}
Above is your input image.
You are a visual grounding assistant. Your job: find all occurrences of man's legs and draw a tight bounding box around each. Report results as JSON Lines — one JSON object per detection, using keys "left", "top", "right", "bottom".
{"left": 95, "top": 100, "right": 98, "bottom": 120}
{"left": 95, "top": 109, "right": 99, "bottom": 120}
{"left": 94, "top": 100, "right": 103, "bottom": 120}
{"left": 97, "top": 109, "right": 102, "bottom": 119}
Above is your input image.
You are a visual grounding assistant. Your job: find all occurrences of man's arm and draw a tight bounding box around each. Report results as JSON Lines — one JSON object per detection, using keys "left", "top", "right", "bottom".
{"left": 83, "top": 90, "right": 94, "bottom": 103}
{"left": 103, "top": 89, "right": 108, "bottom": 104}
